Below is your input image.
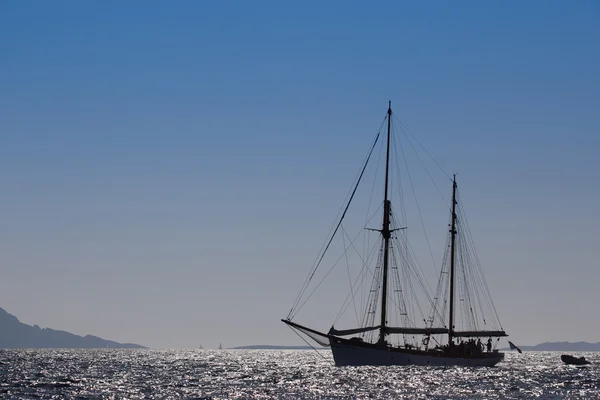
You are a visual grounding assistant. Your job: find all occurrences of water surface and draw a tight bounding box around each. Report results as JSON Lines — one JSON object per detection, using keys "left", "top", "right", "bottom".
{"left": 1, "top": 349, "right": 598, "bottom": 399}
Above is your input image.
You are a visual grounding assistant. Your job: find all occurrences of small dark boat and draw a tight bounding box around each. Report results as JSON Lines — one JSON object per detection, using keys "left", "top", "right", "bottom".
{"left": 561, "top": 354, "right": 591, "bottom": 365}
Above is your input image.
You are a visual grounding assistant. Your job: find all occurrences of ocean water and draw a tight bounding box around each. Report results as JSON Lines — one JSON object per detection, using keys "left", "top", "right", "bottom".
{"left": 0, "top": 349, "right": 598, "bottom": 399}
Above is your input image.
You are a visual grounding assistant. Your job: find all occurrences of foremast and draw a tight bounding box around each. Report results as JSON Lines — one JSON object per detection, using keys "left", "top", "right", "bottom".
{"left": 378, "top": 102, "right": 393, "bottom": 345}
{"left": 446, "top": 176, "right": 507, "bottom": 345}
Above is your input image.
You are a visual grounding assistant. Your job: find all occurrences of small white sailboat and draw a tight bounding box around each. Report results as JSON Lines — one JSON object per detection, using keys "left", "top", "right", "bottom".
{"left": 282, "top": 102, "right": 509, "bottom": 367}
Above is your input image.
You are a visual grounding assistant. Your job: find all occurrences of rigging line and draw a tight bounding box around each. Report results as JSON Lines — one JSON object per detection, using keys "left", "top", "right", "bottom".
{"left": 461, "top": 227, "right": 487, "bottom": 329}
{"left": 392, "top": 231, "right": 434, "bottom": 325}
{"left": 361, "top": 113, "right": 389, "bottom": 284}
{"left": 335, "top": 262, "right": 370, "bottom": 326}
{"left": 339, "top": 227, "right": 412, "bottom": 325}
{"left": 341, "top": 225, "right": 360, "bottom": 326}
{"left": 322, "top": 116, "right": 387, "bottom": 249}
{"left": 392, "top": 119, "right": 439, "bottom": 276}
{"left": 456, "top": 190, "right": 503, "bottom": 327}
{"left": 359, "top": 203, "right": 383, "bottom": 320}
{"left": 361, "top": 204, "right": 383, "bottom": 314}
{"left": 288, "top": 132, "right": 380, "bottom": 320}
{"left": 460, "top": 236, "right": 479, "bottom": 330}
{"left": 394, "top": 115, "right": 452, "bottom": 181}
{"left": 355, "top": 114, "right": 386, "bottom": 321}
{"left": 361, "top": 246, "right": 379, "bottom": 328}
{"left": 288, "top": 130, "right": 382, "bottom": 319}
{"left": 288, "top": 125, "right": 385, "bottom": 320}
{"left": 295, "top": 215, "right": 381, "bottom": 321}
{"left": 397, "top": 120, "right": 435, "bottom": 280}
{"left": 403, "top": 240, "right": 429, "bottom": 327}
{"left": 388, "top": 241, "right": 415, "bottom": 328}
{"left": 334, "top": 227, "right": 384, "bottom": 324}
{"left": 455, "top": 233, "right": 467, "bottom": 329}
{"left": 391, "top": 232, "right": 413, "bottom": 327}
{"left": 461, "top": 224, "right": 495, "bottom": 326}
{"left": 361, "top": 241, "right": 384, "bottom": 331}
{"left": 331, "top": 209, "right": 385, "bottom": 325}
{"left": 303, "top": 129, "right": 381, "bottom": 284}
{"left": 363, "top": 129, "right": 385, "bottom": 266}
{"left": 458, "top": 239, "right": 477, "bottom": 330}
{"left": 391, "top": 221, "right": 437, "bottom": 317}
{"left": 396, "top": 118, "right": 451, "bottom": 211}
{"left": 390, "top": 119, "right": 407, "bottom": 230}
{"left": 387, "top": 170, "right": 436, "bottom": 310}
{"left": 460, "top": 211, "right": 498, "bottom": 330}
{"left": 429, "top": 229, "right": 452, "bottom": 329}
{"left": 291, "top": 176, "right": 390, "bottom": 322}
{"left": 286, "top": 325, "right": 331, "bottom": 363}
{"left": 334, "top": 243, "right": 380, "bottom": 326}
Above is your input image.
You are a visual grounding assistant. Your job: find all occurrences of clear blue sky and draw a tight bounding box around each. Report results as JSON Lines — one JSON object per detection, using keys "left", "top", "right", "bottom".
{"left": 1, "top": 1, "right": 598, "bottom": 348}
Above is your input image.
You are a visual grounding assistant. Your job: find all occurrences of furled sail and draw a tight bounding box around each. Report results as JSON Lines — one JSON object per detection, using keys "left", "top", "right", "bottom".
{"left": 386, "top": 327, "right": 449, "bottom": 335}
{"left": 330, "top": 326, "right": 449, "bottom": 336}
{"left": 329, "top": 326, "right": 380, "bottom": 336}
{"left": 453, "top": 330, "right": 507, "bottom": 338}
{"left": 281, "top": 319, "right": 330, "bottom": 347}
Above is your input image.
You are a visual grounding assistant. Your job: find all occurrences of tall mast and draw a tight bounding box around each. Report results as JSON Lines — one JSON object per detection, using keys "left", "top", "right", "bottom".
{"left": 448, "top": 175, "right": 457, "bottom": 346}
{"left": 378, "top": 101, "right": 392, "bottom": 345}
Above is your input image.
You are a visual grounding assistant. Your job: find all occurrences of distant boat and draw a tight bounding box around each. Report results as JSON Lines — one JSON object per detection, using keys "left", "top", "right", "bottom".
{"left": 218, "top": 343, "right": 223, "bottom": 350}
{"left": 282, "top": 102, "right": 510, "bottom": 367}
{"left": 561, "top": 354, "right": 591, "bottom": 365}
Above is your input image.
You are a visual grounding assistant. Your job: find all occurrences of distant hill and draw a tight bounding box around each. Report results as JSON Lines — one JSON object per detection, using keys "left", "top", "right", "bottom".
{"left": 504, "top": 341, "right": 600, "bottom": 352}
{"left": 0, "top": 307, "right": 146, "bottom": 349}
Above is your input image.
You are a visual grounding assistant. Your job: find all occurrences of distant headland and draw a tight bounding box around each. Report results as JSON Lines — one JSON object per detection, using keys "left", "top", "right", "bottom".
{"left": 501, "top": 342, "right": 600, "bottom": 352}
{"left": 0, "top": 307, "right": 146, "bottom": 349}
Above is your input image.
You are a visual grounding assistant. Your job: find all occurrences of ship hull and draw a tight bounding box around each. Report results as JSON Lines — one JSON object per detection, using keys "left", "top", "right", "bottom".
{"left": 330, "top": 338, "right": 504, "bottom": 367}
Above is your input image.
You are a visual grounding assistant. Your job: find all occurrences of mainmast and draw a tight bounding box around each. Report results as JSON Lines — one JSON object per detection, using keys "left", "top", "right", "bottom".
{"left": 448, "top": 175, "right": 457, "bottom": 346}
{"left": 378, "top": 101, "right": 393, "bottom": 345}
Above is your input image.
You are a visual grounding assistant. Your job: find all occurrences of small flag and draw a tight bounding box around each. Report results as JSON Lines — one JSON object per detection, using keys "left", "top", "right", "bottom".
{"left": 508, "top": 340, "right": 522, "bottom": 354}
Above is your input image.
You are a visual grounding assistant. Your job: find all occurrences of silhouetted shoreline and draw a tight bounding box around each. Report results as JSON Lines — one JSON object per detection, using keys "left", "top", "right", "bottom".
{"left": 500, "top": 341, "right": 600, "bottom": 352}
{"left": 0, "top": 307, "right": 146, "bottom": 349}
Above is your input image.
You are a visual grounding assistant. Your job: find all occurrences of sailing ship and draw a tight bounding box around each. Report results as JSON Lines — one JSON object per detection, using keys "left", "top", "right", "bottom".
{"left": 282, "top": 102, "right": 509, "bottom": 367}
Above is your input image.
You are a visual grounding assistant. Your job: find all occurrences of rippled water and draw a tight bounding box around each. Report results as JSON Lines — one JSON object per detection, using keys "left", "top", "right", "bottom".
{"left": 0, "top": 349, "right": 599, "bottom": 399}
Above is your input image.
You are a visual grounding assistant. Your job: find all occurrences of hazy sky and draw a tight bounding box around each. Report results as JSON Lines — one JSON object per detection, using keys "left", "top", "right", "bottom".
{"left": 1, "top": 1, "right": 599, "bottom": 349}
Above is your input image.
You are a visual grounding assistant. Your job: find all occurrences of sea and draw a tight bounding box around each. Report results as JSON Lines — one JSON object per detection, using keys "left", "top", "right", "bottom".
{"left": 0, "top": 349, "right": 598, "bottom": 399}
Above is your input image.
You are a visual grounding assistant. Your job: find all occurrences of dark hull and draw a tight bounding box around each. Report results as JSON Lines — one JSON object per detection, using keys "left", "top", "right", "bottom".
{"left": 561, "top": 354, "right": 591, "bottom": 365}
{"left": 330, "top": 336, "right": 504, "bottom": 367}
